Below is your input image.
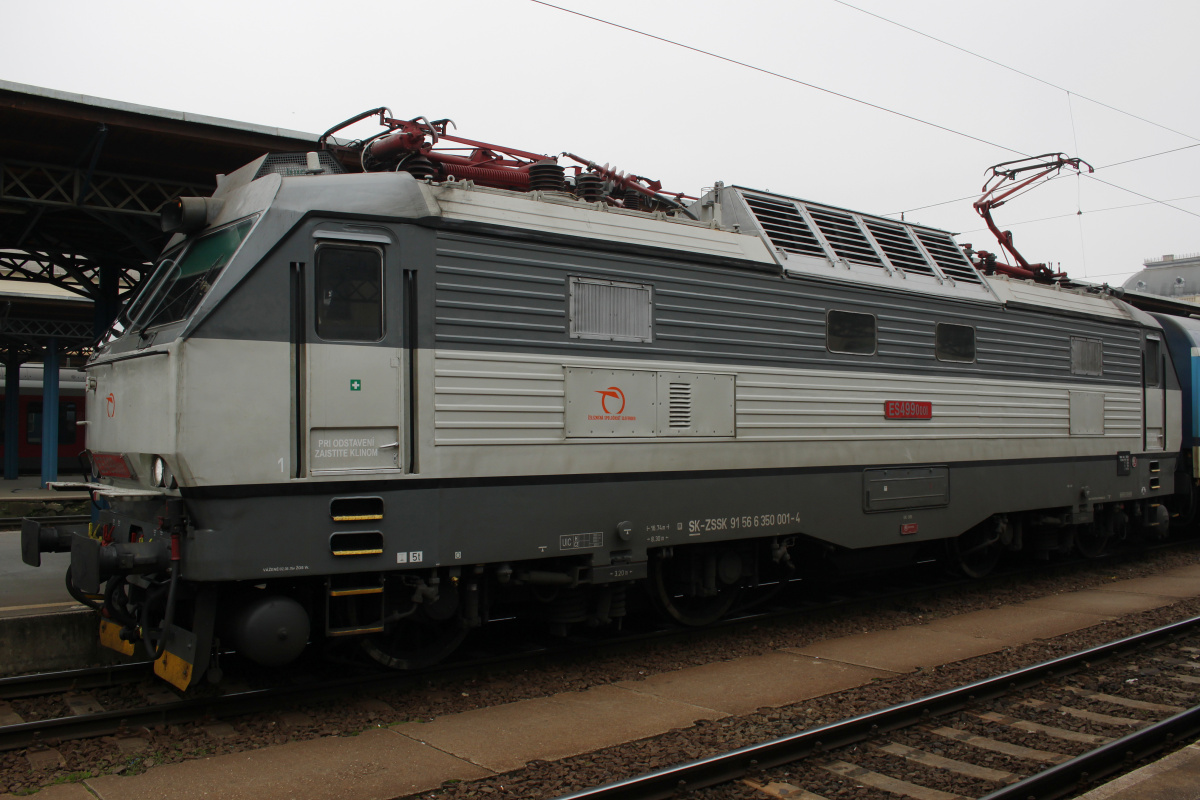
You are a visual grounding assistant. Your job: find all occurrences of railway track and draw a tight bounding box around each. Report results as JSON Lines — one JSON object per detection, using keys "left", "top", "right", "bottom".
{"left": 552, "top": 616, "right": 1200, "bottom": 800}
{"left": 1, "top": 540, "right": 1195, "bottom": 758}
{"left": 0, "top": 662, "right": 149, "bottom": 701}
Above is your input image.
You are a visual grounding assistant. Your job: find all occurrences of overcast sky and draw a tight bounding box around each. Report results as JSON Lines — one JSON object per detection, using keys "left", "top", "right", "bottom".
{"left": 4, "top": 0, "right": 1197, "bottom": 287}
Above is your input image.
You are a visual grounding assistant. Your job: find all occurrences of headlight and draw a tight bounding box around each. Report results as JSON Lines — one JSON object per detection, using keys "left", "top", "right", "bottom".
{"left": 152, "top": 456, "right": 167, "bottom": 487}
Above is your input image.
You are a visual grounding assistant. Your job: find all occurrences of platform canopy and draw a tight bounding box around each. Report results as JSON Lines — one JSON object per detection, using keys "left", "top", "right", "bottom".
{"left": 0, "top": 80, "right": 329, "bottom": 355}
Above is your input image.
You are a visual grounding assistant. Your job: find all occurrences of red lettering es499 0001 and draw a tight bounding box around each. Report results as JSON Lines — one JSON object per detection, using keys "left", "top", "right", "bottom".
{"left": 884, "top": 400, "right": 932, "bottom": 419}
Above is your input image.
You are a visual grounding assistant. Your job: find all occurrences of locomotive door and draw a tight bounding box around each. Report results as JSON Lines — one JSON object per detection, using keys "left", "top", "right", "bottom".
{"left": 302, "top": 236, "right": 404, "bottom": 475}
{"left": 1144, "top": 334, "right": 1165, "bottom": 451}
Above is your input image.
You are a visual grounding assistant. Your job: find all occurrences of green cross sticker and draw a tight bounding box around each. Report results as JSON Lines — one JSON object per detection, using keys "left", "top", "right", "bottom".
{"left": 350, "top": 379, "right": 362, "bottom": 391}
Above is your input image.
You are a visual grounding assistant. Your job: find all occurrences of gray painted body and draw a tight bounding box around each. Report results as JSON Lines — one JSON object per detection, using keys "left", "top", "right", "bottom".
{"left": 175, "top": 452, "right": 1170, "bottom": 583}
{"left": 77, "top": 169, "right": 1181, "bottom": 587}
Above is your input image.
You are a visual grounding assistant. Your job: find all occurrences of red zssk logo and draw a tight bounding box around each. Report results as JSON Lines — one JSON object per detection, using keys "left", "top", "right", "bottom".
{"left": 106, "top": 393, "right": 116, "bottom": 418}
{"left": 596, "top": 386, "right": 626, "bottom": 415}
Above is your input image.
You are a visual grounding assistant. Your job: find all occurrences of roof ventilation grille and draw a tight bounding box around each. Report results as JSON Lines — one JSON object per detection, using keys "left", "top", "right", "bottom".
{"left": 915, "top": 230, "right": 983, "bottom": 284}
{"left": 806, "top": 207, "right": 884, "bottom": 269}
{"left": 255, "top": 151, "right": 347, "bottom": 179}
{"left": 742, "top": 194, "right": 826, "bottom": 259}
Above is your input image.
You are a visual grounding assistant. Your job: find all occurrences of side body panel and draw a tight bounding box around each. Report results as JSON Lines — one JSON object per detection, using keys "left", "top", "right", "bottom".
{"left": 162, "top": 219, "right": 1173, "bottom": 581}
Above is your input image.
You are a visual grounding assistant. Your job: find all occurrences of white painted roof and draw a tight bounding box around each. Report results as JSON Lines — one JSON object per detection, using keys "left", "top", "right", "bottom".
{"left": 985, "top": 275, "right": 1134, "bottom": 321}
{"left": 426, "top": 182, "right": 775, "bottom": 265}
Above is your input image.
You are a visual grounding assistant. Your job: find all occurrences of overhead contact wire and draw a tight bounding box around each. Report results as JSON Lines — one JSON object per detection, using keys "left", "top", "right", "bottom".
{"left": 526, "top": 0, "right": 1029, "bottom": 158}
{"left": 1083, "top": 174, "right": 1200, "bottom": 220}
{"left": 888, "top": 142, "right": 1200, "bottom": 217}
{"left": 530, "top": 1, "right": 1200, "bottom": 226}
{"left": 956, "top": 193, "right": 1200, "bottom": 234}
{"left": 828, "top": 0, "right": 1200, "bottom": 144}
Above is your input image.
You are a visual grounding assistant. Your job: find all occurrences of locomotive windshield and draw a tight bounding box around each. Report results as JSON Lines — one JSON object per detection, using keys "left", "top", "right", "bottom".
{"left": 131, "top": 216, "right": 257, "bottom": 331}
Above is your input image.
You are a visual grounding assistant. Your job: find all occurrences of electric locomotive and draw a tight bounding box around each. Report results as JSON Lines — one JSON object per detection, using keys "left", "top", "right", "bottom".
{"left": 22, "top": 111, "right": 1200, "bottom": 689}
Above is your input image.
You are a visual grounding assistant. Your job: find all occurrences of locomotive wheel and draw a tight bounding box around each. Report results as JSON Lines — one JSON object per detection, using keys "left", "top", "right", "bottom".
{"left": 362, "top": 614, "right": 469, "bottom": 670}
{"left": 647, "top": 551, "right": 741, "bottom": 627}
{"left": 950, "top": 524, "right": 1001, "bottom": 579}
{"left": 1074, "top": 523, "right": 1109, "bottom": 558}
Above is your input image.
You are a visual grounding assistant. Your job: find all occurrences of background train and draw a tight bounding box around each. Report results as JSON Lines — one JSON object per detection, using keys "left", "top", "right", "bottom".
{"left": 0, "top": 366, "right": 87, "bottom": 474}
{"left": 22, "top": 111, "right": 1200, "bottom": 690}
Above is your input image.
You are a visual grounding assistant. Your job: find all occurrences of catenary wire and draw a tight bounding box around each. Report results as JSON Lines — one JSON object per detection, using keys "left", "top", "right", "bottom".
{"left": 529, "top": 1, "right": 1198, "bottom": 225}
{"left": 956, "top": 193, "right": 1200, "bottom": 234}
{"left": 526, "top": 0, "right": 1029, "bottom": 158}
{"left": 888, "top": 143, "right": 1200, "bottom": 217}
{"left": 827, "top": 0, "right": 1200, "bottom": 144}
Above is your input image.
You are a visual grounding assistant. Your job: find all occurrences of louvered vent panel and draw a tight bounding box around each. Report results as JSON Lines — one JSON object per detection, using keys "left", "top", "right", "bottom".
{"left": 669, "top": 383, "right": 693, "bottom": 428}
{"left": 864, "top": 220, "right": 937, "bottom": 277}
{"left": 914, "top": 230, "right": 983, "bottom": 284}
{"left": 743, "top": 195, "right": 827, "bottom": 258}
{"left": 806, "top": 207, "right": 885, "bottom": 269}
{"left": 570, "top": 278, "right": 653, "bottom": 341}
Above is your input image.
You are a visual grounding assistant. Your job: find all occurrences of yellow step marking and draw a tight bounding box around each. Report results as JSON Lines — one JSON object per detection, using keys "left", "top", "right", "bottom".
{"left": 329, "top": 587, "right": 384, "bottom": 597}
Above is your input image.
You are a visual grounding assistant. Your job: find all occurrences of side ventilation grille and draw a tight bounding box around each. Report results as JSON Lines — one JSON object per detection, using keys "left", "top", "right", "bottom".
{"left": 669, "top": 383, "right": 693, "bottom": 428}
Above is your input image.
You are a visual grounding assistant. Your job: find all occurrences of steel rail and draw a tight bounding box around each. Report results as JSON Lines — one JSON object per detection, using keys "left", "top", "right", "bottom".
{"left": 551, "top": 614, "right": 1200, "bottom": 800}
{"left": 0, "top": 665, "right": 403, "bottom": 751}
{"left": 981, "top": 704, "right": 1200, "bottom": 800}
{"left": 0, "top": 662, "right": 150, "bottom": 700}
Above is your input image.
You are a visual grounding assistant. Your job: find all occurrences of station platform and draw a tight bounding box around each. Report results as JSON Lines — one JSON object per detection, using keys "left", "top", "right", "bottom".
{"left": 0, "top": 475, "right": 90, "bottom": 504}
{"left": 0, "top": 476, "right": 91, "bottom": 621}
{"left": 1077, "top": 740, "right": 1200, "bottom": 799}
{"left": 6, "top": 562, "right": 1200, "bottom": 800}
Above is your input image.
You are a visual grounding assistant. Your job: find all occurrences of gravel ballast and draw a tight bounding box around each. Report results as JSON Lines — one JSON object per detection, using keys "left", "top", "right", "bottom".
{"left": 2, "top": 544, "right": 1199, "bottom": 797}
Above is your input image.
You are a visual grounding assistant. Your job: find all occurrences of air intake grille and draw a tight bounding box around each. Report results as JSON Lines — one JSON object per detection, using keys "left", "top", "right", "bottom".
{"left": 733, "top": 187, "right": 987, "bottom": 288}
{"left": 569, "top": 277, "right": 653, "bottom": 342}
{"left": 743, "top": 195, "right": 825, "bottom": 259}
{"left": 807, "top": 207, "right": 884, "bottom": 268}
{"left": 914, "top": 230, "right": 983, "bottom": 284}
{"left": 255, "top": 151, "right": 347, "bottom": 179}
{"left": 864, "top": 219, "right": 937, "bottom": 277}
{"left": 668, "top": 383, "right": 693, "bottom": 428}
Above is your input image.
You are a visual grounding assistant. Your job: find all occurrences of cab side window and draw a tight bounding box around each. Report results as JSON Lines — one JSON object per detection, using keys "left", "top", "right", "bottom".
{"left": 1144, "top": 339, "right": 1161, "bottom": 387}
{"left": 315, "top": 246, "right": 384, "bottom": 341}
